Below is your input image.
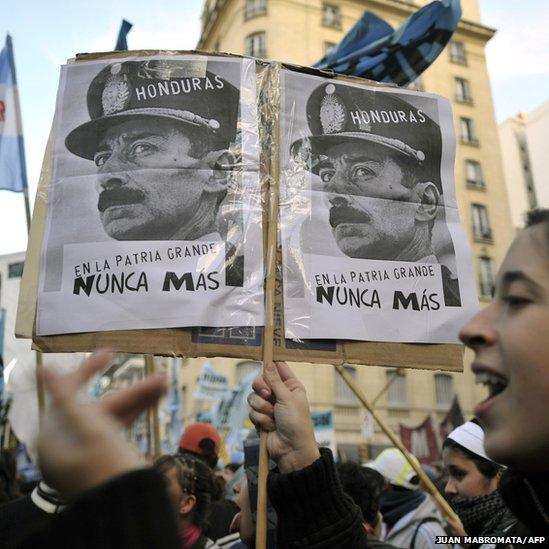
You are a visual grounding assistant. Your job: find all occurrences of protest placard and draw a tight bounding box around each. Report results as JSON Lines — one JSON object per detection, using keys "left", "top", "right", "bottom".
{"left": 193, "top": 361, "right": 229, "bottom": 401}
{"left": 279, "top": 68, "right": 479, "bottom": 344}
{"left": 312, "top": 410, "right": 337, "bottom": 457}
{"left": 16, "top": 52, "right": 466, "bottom": 371}
{"left": 35, "top": 54, "right": 263, "bottom": 335}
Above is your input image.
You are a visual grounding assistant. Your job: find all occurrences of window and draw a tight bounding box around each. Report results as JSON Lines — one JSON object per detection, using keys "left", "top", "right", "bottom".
{"left": 471, "top": 204, "right": 492, "bottom": 241}
{"left": 449, "top": 41, "right": 467, "bottom": 64}
{"left": 465, "top": 160, "right": 484, "bottom": 188}
{"left": 8, "top": 261, "right": 24, "bottom": 278}
{"left": 244, "top": 0, "right": 267, "bottom": 20}
{"left": 386, "top": 370, "right": 407, "bottom": 406}
{"left": 322, "top": 3, "right": 342, "bottom": 29}
{"left": 335, "top": 365, "right": 357, "bottom": 402}
{"left": 324, "top": 41, "right": 337, "bottom": 56}
{"left": 479, "top": 257, "right": 495, "bottom": 298}
{"left": 455, "top": 77, "right": 472, "bottom": 103}
{"left": 245, "top": 32, "right": 266, "bottom": 57}
{"left": 434, "top": 374, "right": 454, "bottom": 406}
{"left": 460, "top": 117, "right": 478, "bottom": 145}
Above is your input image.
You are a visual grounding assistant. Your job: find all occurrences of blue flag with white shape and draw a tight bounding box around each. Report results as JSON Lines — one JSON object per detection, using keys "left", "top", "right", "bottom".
{"left": 314, "top": 0, "right": 462, "bottom": 87}
{"left": 0, "top": 35, "right": 28, "bottom": 193}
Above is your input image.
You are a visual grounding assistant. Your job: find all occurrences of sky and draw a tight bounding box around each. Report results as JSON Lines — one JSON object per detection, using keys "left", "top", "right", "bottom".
{"left": 0, "top": 0, "right": 548, "bottom": 256}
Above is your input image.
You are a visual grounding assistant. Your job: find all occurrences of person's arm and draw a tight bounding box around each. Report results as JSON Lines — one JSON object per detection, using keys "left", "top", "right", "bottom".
{"left": 248, "top": 362, "right": 368, "bottom": 548}
{"left": 13, "top": 469, "right": 180, "bottom": 549}
{"left": 12, "top": 351, "right": 180, "bottom": 549}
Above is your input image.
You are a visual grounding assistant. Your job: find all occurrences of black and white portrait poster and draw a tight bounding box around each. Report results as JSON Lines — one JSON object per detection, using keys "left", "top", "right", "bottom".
{"left": 280, "top": 69, "right": 478, "bottom": 344}
{"left": 36, "top": 55, "right": 263, "bottom": 336}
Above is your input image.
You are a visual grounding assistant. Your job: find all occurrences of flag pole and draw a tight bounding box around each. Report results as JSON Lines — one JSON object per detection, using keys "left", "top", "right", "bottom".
{"left": 6, "top": 35, "right": 44, "bottom": 416}
{"left": 333, "top": 363, "right": 460, "bottom": 524}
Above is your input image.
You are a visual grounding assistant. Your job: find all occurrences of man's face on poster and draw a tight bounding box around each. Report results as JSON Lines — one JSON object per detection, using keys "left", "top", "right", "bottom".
{"left": 318, "top": 141, "right": 423, "bottom": 260}
{"left": 94, "top": 118, "right": 215, "bottom": 241}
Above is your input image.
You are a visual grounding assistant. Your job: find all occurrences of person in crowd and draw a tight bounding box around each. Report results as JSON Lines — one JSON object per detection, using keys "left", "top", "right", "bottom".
{"left": 0, "top": 478, "right": 65, "bottom": 547}
{"left": 156, "top": 454, "right": 220, "bottom": 549}
{"left": 178, "top": 423, "right": 238, "bottom": 541}
{"left": 366, "top": 448, "right": 449, "bottom": 549}
{"left": 442, "top": 420, "right": 516, "bottom": 540}
{"left": 216, "top": 474, "right": 253, "bottom": 548}
{"left": 11, "top": 350, "right": 181, "bottom": 549}
{"left": 337, "top": 461, "right": 397, "bottom": 548}
{"left": 217, "top": 462, "right": 241, "bottom": 485}
{"left": 0, "top": 449, "right": 20, "bottom": 505}
{"left": 248, "top": 360, "right": 369, "bottom": 547}
{"left": 460, "top": 208, "right": 549, "bottom": 537}
{"left": 179, "top": 423, "right": 222, "bottom": 470}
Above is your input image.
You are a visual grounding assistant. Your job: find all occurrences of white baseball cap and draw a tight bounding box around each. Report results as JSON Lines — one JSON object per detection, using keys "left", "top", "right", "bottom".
{"left": 365, "top": 448, "right": 420, "bottom": 490}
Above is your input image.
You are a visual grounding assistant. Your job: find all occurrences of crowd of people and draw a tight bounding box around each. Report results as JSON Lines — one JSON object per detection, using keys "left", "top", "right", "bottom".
{"left": 1, "top": 208, "right": 549, "bottom": 547}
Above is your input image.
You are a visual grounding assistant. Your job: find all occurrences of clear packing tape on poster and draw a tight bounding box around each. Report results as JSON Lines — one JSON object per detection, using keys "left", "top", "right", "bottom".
{"left": 16, "top": 50, "right": 474, "bottom": 371}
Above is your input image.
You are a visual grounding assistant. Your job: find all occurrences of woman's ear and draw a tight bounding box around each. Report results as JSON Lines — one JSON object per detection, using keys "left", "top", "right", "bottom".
{"left": 203, "top": 150, "right": 236, "bottom": 194}
{"left": 414, "top": 181, "right": 440, "bottom": 222}
{"left": 178, "top": 493, "right": 197, "bottom": 516}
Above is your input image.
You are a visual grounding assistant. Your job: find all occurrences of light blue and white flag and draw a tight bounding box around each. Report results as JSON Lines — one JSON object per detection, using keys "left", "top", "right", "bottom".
{"left": 0, "top": 35, "right": 28, "bottom": 193}
{"left": 194, "top": 361, "right": 229, "bottom": 401}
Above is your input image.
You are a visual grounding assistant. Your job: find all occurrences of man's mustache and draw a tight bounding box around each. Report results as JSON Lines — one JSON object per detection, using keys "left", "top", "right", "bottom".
{"left": 329, "top": 201, "right": 371, "bottom": 228}
{"left": 98, "top": 187, "right": 146, "bottom": 212}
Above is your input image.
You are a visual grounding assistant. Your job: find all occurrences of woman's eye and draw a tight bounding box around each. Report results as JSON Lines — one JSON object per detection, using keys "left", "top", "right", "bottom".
{"left": 319, "top": 168, "right": 335, "bottom": 183}
{"left": 503, "top": 295, "right": 531, "bottom": 309}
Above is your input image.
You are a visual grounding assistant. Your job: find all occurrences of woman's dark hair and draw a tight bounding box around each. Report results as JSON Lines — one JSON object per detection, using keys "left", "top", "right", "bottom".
{"left": 155, "top": 454, "right": 216, "bottom": 531}
{"left": 337, "top": 462, "right": 385, "bottom": 526}
{"left": 442, "top": 431, "right": 502, "bottom": 480}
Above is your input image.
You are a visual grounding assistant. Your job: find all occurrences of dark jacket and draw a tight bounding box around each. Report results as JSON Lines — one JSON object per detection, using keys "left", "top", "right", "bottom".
{"left": 12, "top": 469, "right": 181, "bottom": 549}
{"left": 268, "top": 448, "right": 369, "bottom": 548}
{"left": 498, "top": 469, "right": 549, "bottom": 538}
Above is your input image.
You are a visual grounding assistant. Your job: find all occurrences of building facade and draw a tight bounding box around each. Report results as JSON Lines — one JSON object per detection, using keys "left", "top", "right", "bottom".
{"left": 499, "top": 100, "right": 549, "bottom": 231}
{"left": 194, "top": 0, "right": 516, "bottom": 461}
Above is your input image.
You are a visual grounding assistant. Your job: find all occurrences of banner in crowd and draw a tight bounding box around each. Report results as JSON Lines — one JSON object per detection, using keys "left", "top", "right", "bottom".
{"left": 279, "top": 69, "right": 478, "bottom": 343}
{"left": 399, "top": 415, "right": 440, "bottom": 464}
{"left": 360, "top": 409, "right": 375, "bottom": 441}
{"left": 194, "top": 361, "right": 229, "bottom": 401}
{"left": 312, "top": 410, "right": 337, "bottom": 457}
{"left": 213, "top": 365, "right": 261, "bottom": 432}
{"left": 35, "top": 55, "right": 264, "bottom": 335}
{"left": 400, "top": 404, "right": 465, "bottom": 464}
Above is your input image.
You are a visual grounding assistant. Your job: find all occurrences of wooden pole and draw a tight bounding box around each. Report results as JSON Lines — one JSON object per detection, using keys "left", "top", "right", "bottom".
{"left": 145, "top": 355, "right": 161, "bottom": 458}
{"left": 36, "top": 351, "right": 45, "bottom": 416}
{"left": 255, "top": 68, "right": 280, "bottom": 549}
{"left": 334, "top": 363, "right": 460, "bottom": 524}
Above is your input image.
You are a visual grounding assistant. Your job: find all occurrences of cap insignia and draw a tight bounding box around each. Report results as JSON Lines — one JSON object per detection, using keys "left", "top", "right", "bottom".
{"left": 102, "top": 74, "right": 130, "bottom": 115}
{"left": 320, "top": 93, "right": 346, "bottom": 134}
